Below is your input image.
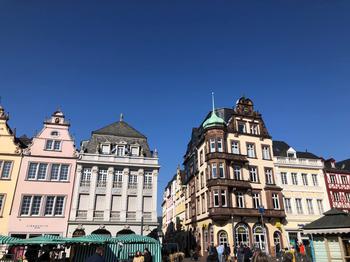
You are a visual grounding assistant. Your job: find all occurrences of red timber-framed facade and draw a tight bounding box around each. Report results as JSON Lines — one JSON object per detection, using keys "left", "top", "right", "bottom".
{"left": 323, "top": 158, "right": 350, "bottom": 212}
{"left": 182, "top": 97, "right": 287, "bottom": 257}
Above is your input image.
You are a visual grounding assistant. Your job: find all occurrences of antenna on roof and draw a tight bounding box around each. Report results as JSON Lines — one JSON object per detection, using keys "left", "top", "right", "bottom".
{"left": 211, "top": 92, "right": 215, "bottom": 113}
{"left": 120, "top": 113, "right": 124, "bottom": 122}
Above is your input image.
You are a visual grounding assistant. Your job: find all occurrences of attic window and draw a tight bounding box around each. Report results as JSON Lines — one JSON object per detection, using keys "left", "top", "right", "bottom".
{"left": 331, "top": 162, "right": 336, "bottom": 168}
{"left": 116, "top": 146, "right": 125, "bottom": 156}
{"left": 131, "top": 146, "right": 139, "bottom": 156}
{"left": 101, "top": 144, "right": 110, "bottom": 154}
{"left": 51, "top": 131, "right": 59, "bottom": 137}
{"left": 287, "top": 153, "right": 295, "bottom": 158}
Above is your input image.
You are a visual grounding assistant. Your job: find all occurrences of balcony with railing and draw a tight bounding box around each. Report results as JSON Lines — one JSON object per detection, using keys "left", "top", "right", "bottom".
{"left": 143, "top": 212, "right": 152, "bottom": 221}
{"left": 207, "top": 178, "right": 251, "bottom": 189}
{"left": 93, "top": 211, "right": 104, "bottom": 221}
{"left": 76, "top": 210, "right": 87, "bottom": 220}
{"left": 205, "top": 152, "right": 248, "bottom": 163}
{"left": 113, "top": 181, "right": 123, "bottom": 188}
{"left": 208, "top": 207, "right": 285, "bottom": 220}
{"left": 128, "top": 183, "right": 138, "bottom": 189}
{"left": 143, "top": 183, "right": 152, "bottom": 189}
{"left": 110, "top": 211, "right": 120, "bottom": 221}
{"left": 126, "top": 212, "right": 136, "bottom": 221}
{"left": 275, "top": 157, "right": 323, "bottom": 168}
{"left": 96, "top": 181, "right": 107, "bottom": 188}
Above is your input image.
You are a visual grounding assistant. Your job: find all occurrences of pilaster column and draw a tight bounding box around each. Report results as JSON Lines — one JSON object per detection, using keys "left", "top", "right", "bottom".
{"left": 70, "top": 164, "right": 82, "bottom": 220}
{"left": 120, "top": 168, "right": 129, "bottom": 221}
{"left": 136, "top": 168, "right": 144, "bottom": 220}
{"left": 151, "top": 169, "right": 159, "bottom": 221}
{"left": 105, "top": 167, "right": 114, "bottom": 221}
{"left": 87, "top": 166, "right": 98, "bottom": 221}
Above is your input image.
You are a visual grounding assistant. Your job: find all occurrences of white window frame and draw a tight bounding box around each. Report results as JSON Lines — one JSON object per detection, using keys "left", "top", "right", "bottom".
{"left": 341, "top": 176, "right": 348, "bottom": 184}
{"left": 237, "top": 192, "right": 245, "bottom": 208}
{"left": 0, "top": 194, "right": 5, "bottom": 215}
{"left": 221, "top": 191, "right": 227, "bottom": 207}
{"left": 217, "top": 139, "right": 223, "bottom": 152}
{"left": 312, "top": 174, "right": 318, "bottom": 186}
{"left": 249, "top": 166, "right": 258, "bottom": 182}
{"left": 306, "top": 199, "right": 314, "bottom": 215}
{"left": 317, "top": 199, "right": 324, "bottom": 214}
{"left": 262, "top": 146, "right": 271, "bottom": 160}
{"left": 0, "top": 161, "right": 13, "bottom": 179}
{"left": 101, "top": 144, "right": 110, "bottom": 154}
{"left": 80, "top": 168, "right": 92, "bottom": 187}
{"left": 281, "top": 172, "right": 288, "bottom": 185}
{"left": 116, "top": 146, "right": 125, "bottom": 156}
{"left": 210, "top": 139, "right": 216, "bottom": 153}
{"left": 272, "top": 193, "right": 280, "bottom": 209}
{"left": 212, "top": 163, "right": 217, "bottom": 178}
{"left": 252, "top": 193, "right": 261, "bottom": 209}
{"left": 128, "top": 174, "right": 138, "bottom": 189}
{"left": 97, "top": 169, "right": 108, "bottom": 188}
{"left": 284, "top": 198, "right": 292, "bottom": 213}
{"left": 45, "top": 140, "right": 62, "bottom": 151}
{"left": 231, "top": 141, "right": 240, "bottom": 154}
{"left": 330, "top": 175, "right": 336, "bottom": 184}
{"left": 296, "top": 198, "right": 303, "bottom": 214}
{"left": 219, "top": 163, "right": 225, "bottom": 178}
{"left": 265, "top": 168, "right": 273, "bottom": 184}
{"left": 250, "top": 123, "right": 259, "bottom": 135}
{"left": 247, "top": 143, "right": 255, "bottom": 158}
{"left": 234, "top": 165, "right": 242, "bottom": 180}
{"left": 213, "top": 191, "right": 219, "bottom": 207}
{"left": 130, "top": 146, "right": 140, "bottom": 156}
{"left": 334, "top": 192, "right": 340, "bottom": 202}
{"left": 291, "top": 173, "right": 298, "bottom": 185}
{"left": 302, "top": 173, "right": 308, "bottom": 186}
{"left": 144, "top": 171, "right": 153, "bottom": 189}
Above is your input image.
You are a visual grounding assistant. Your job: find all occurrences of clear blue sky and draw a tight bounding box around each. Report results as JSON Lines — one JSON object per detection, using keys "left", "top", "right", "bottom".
{"left": 1, "top": 1, "right": 349, "bottom": 213}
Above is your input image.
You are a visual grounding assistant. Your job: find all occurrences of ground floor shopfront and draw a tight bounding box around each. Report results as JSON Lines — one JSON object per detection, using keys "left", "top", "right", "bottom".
{"left": 187, "top": 217, "right": 287, "bottom": 257}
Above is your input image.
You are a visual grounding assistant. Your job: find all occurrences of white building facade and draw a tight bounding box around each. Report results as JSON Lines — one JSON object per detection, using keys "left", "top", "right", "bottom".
{"left": 67, "top": 118, "right": 159, "bottom": 237}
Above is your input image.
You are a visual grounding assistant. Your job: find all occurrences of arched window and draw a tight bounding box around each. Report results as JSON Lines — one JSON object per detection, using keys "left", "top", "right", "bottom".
{"left": 273, "top": 231, "right": 282, "bottom": 255}
{"left": 235, "top": 223, "right": 249, "bottom": 247}
{"left": 218, "top": 230, "right": 228, "bottom": 246}
{"left": 253, "top": 224, "right": 267, "bottom": 251}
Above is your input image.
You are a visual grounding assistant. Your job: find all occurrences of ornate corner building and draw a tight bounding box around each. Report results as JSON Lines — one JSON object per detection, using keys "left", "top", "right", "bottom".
{"left": 182, "top": 97, "right": 286, "bottom": 255}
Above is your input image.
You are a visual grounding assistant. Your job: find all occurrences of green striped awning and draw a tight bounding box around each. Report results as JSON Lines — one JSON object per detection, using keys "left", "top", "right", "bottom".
{"left": 8, "top": 235, "right": 65, "bottom": 245}
{"left": 64, "top": 234, "right": 109, "bottom": 244}
{"left": 0, "top": 235, "right": 20, "bottom": 245}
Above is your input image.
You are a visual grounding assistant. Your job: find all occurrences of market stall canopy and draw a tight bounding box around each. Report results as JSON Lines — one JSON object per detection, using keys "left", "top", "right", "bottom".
{"left": 303, "top": 208, "right": 350, "bottom": 234}
{"left": 0, "top": 235, "right": 20, "bottom": 245}
{"left": 6, "top": 235, "right": 65, "bottom": 245}
{"left": 63, "top": 234, "right": 110, "bottom": 244}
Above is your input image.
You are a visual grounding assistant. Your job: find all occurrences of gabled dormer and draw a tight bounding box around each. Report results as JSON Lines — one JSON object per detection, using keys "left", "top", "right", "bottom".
{"left": 287, "top": 147, "right": 296, "bottom": 158}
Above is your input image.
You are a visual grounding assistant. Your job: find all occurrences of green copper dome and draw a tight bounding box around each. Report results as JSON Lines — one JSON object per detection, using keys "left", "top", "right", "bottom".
{"left": 202, "top": 110, "right": 225, "bottom": 129}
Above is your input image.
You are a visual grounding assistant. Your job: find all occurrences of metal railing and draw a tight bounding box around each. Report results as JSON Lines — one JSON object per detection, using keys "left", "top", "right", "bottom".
{"left": 93, "top": 211, "right": 104, "bottom": 220}
{"left": 76, "top": 210, "right": 87, "bottom": 220}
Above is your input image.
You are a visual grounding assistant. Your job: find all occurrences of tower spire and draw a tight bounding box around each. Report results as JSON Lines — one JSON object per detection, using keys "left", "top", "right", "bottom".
{"left": 120, "top": 113, "right": 124, "bottom": 122}
{"left": 211, "top": 92, "right": 215, "bottom": 113}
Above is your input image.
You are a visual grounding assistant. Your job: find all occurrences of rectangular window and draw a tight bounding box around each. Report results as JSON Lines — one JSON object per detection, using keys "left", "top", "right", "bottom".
{"left": 217, "top": 139, "right": 223, "bottom": 152}
{"left": 144, "top": 172, "right": 153, "bottom": 189}
{"left": 210, "top": 139, "right": 216, "bottom": 153}
{"left": 113, "top": 170, "right": 123, "bottom": 188}
{"left": 262, "top": 146, "right": 271, "bottom": 160}
{"left": 296, "top": 198, "right": 303, "bottom": 214}
{"left": 237, "top": 122, "right": 246, "bottom": 133}
{"left": 312, "top": 174, "right": 318, "bottom": 186}
{"left": 247, "top": 143, "right": 255, "bottom": 158}
{"left": 117, "top": 146, "right": 124, "bottom": 156}
{"left": 20, "top": 196, "right": 32, "bottom": 215}
{"left": 237, "top": 192, "right": 245, "bottom": 208}
{"left": 128, "top": 174, "right": 138, "bottom": 189}
{"left": 219, "top": 163, "right": 225, "bottom": 178}
{"left": 45, "top": 140, "right": 61, "bottom": 151}
{"left": 0, "top": 195, "right": 4, "bottom": 214}
{"left": 44, "top": 196, "right": 55, "bottom": 215}
{"left": 252, "top": 193, "right": 261, "bottom": 209}
{"left": 27, "top": 163, "right": 38, "bottom": 179}
{"left": 249, "top": 166, "right": 258, "bottom": 182}
{"left": 284, "top": 198, "right": 292, "bottom": 213}
{"left": 53, "top": 141, "right": 61, "bottom": 151}
{"left": 317, "top": 199, "right": 324, "bottom": 214}
{"left": 341, "top": 176, "right": 348, "bottom": 184}
{"left": 212, "top": 163, "right": 217, "bottom": 178}
{"left": 31, "top": 196, "right": 42, "bottom": 215}
{"left": 302, "top": 174, "right": 308, "bottom": 186}
{"left": 291, "top": 173, "right": 298, "bottom": 185}
{"left": 201, "top": 172, "right": 205, "bottom": 188}
{"left": 45, "top": 140, "right": 53, "bottom": 150}
{"left": 265, "top": 168, "right": 273, "bottom": 184}
{"left": 0, "top": 161, "right": 12, "bottom": 179}
{"left": 50, "top": 164, "right": 60, "bottom": 180}
{"left": 346, "top": 193, "right": 350, "bottom": 203}
{"left": 221, "top": 191, "right": 227, "bottom": 207}
{"left": 234, "top": 165, "right": 242, "bottom": 180}
{"left": 330, "top": 175, "right": 336, "bottom": 184}
{"left": 202, "top": 194, "right": 205, "bottom": 213}
{"left": 281, "top": 172, "right": 288, "bottom": 185}
{"left": 200, "top": 150, "right": 204, "bottom": 165}
{"left": 306, "top": 199, "right": 314, "bottom": 215}
{"left": 214, "top": 191, "right": 219, "bottom": 207}
{"left": 80, "top": 168, "right": 91, "bottom": 187}
{"left": 272, "top": 193, "right": 280, "bottom": 209}
{"left": 101, "top": 144, "right": 110, "bottom": 154}
{"left": 97, "top": 169, "right": 108, "bottom": 187}
{"left": 131, "top": 146, "right": 139, "bottom": 156}
{"left": 60, "top": 165, "right": 69, "bottom": 181}
{"left": 37, "top": 164, "right": 48, "bottom": 180}
{"left": 231, "top": 141, "right": 240, "bottom": 154}
{"left": 250, "top": 124, "right": 259, "bottom": 135}
{"left": 334, "top": 192, "right": 340, "bottom": 202}
{"left": 54, "top": 196, "right": 65, "bottom": 215}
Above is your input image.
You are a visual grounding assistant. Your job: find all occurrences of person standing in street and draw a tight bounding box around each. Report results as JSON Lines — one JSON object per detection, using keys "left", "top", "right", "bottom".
{"left": 86, "top": 247, "right": 105, "bottom": 262}
{"left": 216, "top": 243, "right": 224, "bottom": 262}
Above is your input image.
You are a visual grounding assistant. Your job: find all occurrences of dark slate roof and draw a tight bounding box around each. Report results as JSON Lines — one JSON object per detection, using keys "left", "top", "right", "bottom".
{"left": 83, "top": 120, "right": 152, "bottom": 157}
{"left": 303, "top": 209, "right": 350, "bottom": 230}
{"left": 16, "top": 135, "right": 32, "bottom": 148}
{"left": 93, "top": 121, "right": 146, "bottom": 138}
{"left": 336, "top": 159, "right": 350, "bottom": 171}
{"left": 272, "top": 140, "right": 320, "bottom": 159}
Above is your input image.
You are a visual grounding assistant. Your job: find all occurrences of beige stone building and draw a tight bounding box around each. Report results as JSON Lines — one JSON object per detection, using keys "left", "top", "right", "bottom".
{"left": 183, "top": 97, "right": 286, "bottom": 256}
{"left": 273, "top": 141, "right": 330, "bottom": 250}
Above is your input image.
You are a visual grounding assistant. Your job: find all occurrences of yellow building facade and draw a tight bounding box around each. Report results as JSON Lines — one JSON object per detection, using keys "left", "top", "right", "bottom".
{"left": 273, "top": 141, "right": 330, "bottom": 251}
{"left": 0, "top": 106, "right": 26, "bottom": 235}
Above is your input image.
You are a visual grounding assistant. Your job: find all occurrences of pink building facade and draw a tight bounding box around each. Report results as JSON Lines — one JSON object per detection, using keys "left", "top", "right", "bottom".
{"left": 8, "top": 110, "right": 77, "bottom": 238}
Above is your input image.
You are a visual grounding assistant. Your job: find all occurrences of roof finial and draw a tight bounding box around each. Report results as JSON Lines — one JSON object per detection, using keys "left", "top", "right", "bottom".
{"left": 120, "top": 113, "right": 124, "bottom": 122}
{"left": 211, "top": 92, "right": 215, "bottom": 113}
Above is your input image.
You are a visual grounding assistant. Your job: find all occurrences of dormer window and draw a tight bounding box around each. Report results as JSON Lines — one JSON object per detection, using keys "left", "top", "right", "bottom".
{"left": 331, "top": 162, "right": 336, "bottom": 168}
{"left": 237, "top": 121, "right": 246, "bottom": 133}
{"left": 116, "top": 146, "right": 125, "bottom": 156}
{"left": 131, "top": 146, "right": 139, "bottom": 156}
{"left": 287, "top": 148, "right": 296, "bottom": 158}
{"left": 45, "top": 140, "right": 61, "bottom": 151}
{"left": 101, "top": 144, "right": 110, "bottom": 154}
{"left": 250, "top": 124, "right": 259, "bottom": 135}
{"left": 51, "top": 131, "right": 59, "bottom": 137}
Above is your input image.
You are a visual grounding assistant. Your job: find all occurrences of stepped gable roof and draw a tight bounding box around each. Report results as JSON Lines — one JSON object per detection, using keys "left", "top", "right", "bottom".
{"left": 83, "top": 120, "right": 152, "bottom": 157}
{"left": 303, "top": 209, "right": 350, "bottom": 232}
{"left": 93, "top": 121, "right": 146, "bottom": 138}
